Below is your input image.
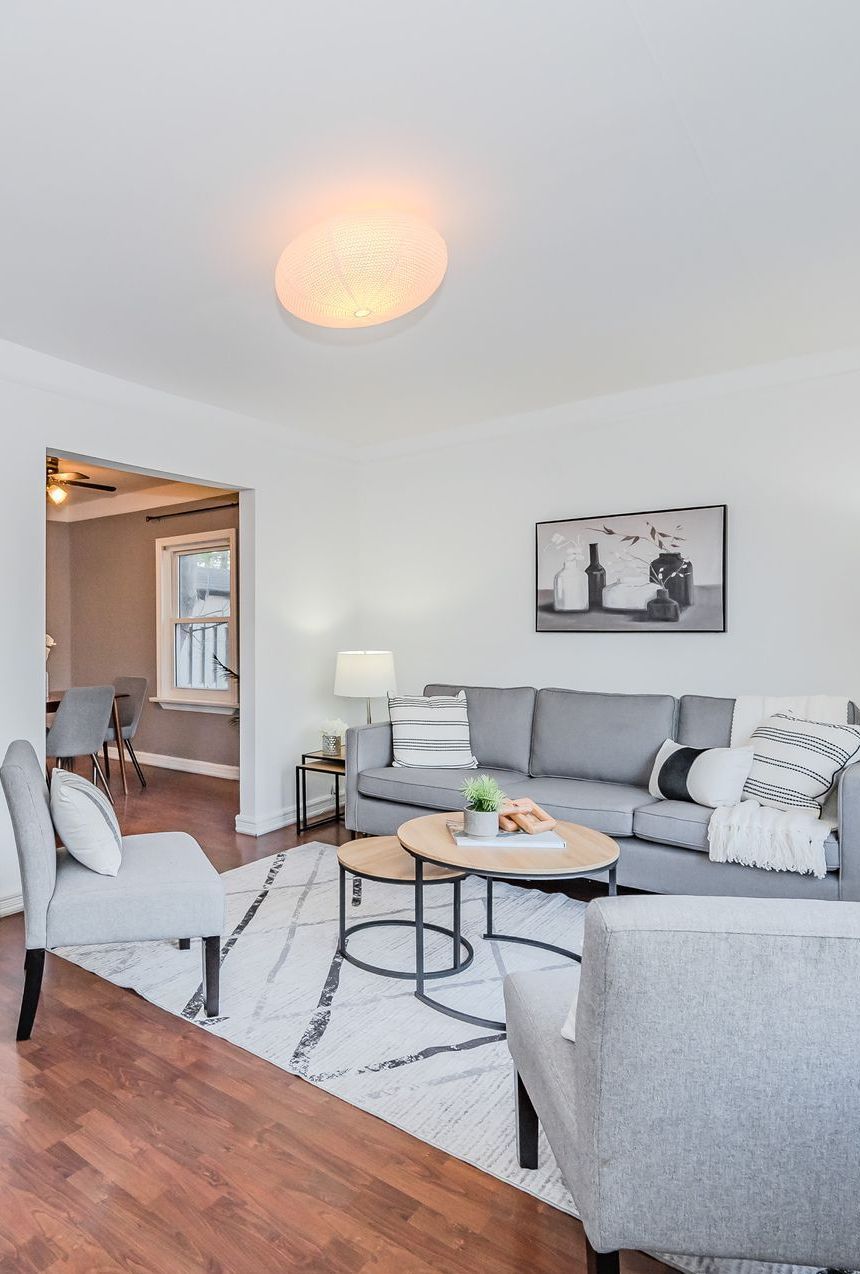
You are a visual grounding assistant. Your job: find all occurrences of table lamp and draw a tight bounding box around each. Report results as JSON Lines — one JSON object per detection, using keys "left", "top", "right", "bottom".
{"left": 334, "top": 650, "right": 396, "bottom": 723}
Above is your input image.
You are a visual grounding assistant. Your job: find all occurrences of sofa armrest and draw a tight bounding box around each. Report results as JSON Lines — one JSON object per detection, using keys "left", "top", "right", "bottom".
{"left": 838, "top": 763, "right": 860, "bottom": 899}
{"left": 569, "top": 894, "right": 860, "bottom": 1262}
{"left": 345, "top": 723, "right": 393, "bottom": 831}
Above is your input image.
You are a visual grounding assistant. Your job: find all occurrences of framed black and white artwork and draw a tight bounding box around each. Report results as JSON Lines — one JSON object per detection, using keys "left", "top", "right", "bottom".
{"left": 535, "top": 504, "right": 726, "bottom": 633}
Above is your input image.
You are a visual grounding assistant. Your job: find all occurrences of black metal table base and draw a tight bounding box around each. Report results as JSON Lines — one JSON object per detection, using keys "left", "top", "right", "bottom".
{"left": 414, "top": 861, "right": 617, "bottom": 1033}
{"left": 337, "top": 863, "right": 473, "bottom": 981}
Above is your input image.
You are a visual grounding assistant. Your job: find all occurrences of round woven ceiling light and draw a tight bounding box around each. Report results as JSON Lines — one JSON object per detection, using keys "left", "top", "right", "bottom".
{"left": 275, "top": 210, "right": 447, "bottom": 329}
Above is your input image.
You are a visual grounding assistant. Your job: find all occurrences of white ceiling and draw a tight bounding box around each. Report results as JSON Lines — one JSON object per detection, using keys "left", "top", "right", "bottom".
{"left": 3, "top": 0, "right": 860, "bottom": 445}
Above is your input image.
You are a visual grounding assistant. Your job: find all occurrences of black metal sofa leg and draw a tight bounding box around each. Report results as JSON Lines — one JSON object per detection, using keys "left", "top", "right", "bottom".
{"left": 203, "top": 936, "right": 221, "bottom": 1016}
{"left": 17, "top": 949, "right": 45, "bottom": 1041}
{"left": 585, "top": 1237, "right": 620, "bottom": 1274}
{"left": 515, "top": 1070, "right": 539, "bottom": 1169}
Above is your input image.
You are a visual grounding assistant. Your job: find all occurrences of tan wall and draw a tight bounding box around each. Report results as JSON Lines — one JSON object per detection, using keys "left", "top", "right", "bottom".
{"left": 65, "top": 496, "right": 240, "bottom": 767}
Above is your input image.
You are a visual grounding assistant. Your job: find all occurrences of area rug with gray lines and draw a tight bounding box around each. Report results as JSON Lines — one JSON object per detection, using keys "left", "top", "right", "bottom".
{"left": 58, "top": 843, "right": 822, "bottom": 1274}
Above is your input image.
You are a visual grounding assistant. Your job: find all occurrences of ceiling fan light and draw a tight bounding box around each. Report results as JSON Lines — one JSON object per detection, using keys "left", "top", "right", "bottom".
{"left": 47, "top": 483, "right": 68, "bottom": 506}
{"left": 275, "top": 211, "right": 447, "bottom": 329}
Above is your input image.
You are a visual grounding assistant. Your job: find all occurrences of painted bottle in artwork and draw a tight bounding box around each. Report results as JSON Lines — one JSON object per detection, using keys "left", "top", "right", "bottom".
{"left": 646, "top": 587, "right": 681, "bottom": 622}
{"left": 585, "top": 543, "right": 606, "bottom": 610}
{"left": 553, "top": 555, "right": 588, "bottom": 611}
{"left": 649, "top": 551, "right": 693, "bottom": 608}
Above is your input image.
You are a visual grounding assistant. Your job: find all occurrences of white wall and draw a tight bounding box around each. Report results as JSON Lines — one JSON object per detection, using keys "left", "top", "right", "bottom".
{"left": 358, "top": 357, "right": 860, "bottom": 705}
{"left": 0, "top": 341, "right": 361, "bottom": 912}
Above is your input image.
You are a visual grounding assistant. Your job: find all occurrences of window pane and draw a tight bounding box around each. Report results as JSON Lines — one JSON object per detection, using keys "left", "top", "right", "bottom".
{"left": 174, "top": 622, "right": 230, "bottom": 691}
{"left": 178, "top": 549, "right": 231, "bottom": 618}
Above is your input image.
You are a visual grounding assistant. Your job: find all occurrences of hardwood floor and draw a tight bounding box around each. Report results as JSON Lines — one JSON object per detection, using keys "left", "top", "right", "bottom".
{"left": 0, "top": 767, "right": 669, "bottom": 1274}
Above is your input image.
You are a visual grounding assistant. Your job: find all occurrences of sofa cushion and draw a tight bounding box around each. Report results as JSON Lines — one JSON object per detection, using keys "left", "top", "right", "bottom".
{"left": 518, "top": 778, "right": 653, "bottom": 837}
{"left": 677, "top": 696, "right": 735, "bottom": 748}
{"left": 358, "top": 768, "right": 650, "bottom": 837}
{"left": 425, "top": 684, "right": 536, "bottom": 773}
{"left": 633, "top": 800, "right": 840, "bottom": 871}
{"left": 530, "top": 688, "right": 677, "bottom": 786}
{"left": 357, "top": 766, "right": 527, "bottom": 813}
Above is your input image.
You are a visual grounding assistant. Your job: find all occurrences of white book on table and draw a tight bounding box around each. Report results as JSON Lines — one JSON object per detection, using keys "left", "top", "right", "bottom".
{"left": 445, "top": 821, "right": 565, "bottom": 850}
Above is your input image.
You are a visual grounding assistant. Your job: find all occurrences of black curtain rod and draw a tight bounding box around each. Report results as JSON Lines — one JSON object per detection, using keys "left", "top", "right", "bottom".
{"left": 146, "top": 500, "right": 239, "bottom": 523}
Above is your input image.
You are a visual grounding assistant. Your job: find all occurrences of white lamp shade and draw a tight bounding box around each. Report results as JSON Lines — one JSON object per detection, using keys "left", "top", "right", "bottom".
{"left": 334, "top": 650, "right": 396, "bottom": 699}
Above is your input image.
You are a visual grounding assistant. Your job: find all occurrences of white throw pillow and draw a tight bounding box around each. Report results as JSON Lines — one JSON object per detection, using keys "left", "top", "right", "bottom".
{"left": 388, "top": 692, "right": 478, "bottom": 769}
{"left": 743, "top": 713, "right": 860, "bottom": 812}
{"left": 649, "top": 739, "right": 754, "bottom": 808}
{"left": 50, "top": 768, "right": 122, "bottom": 876}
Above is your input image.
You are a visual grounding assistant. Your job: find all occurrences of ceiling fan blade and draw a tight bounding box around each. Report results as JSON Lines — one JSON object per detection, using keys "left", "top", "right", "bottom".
{"left": 52, "top": 470, "right": 90, "bottom": 482}
{"left": 64, "top": 480, "right": 117, "bottom": 492}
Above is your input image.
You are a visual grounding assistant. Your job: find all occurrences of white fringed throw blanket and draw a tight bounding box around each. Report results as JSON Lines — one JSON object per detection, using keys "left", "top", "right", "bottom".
{"left": 708, "top": 801, "right": 831, "bottom": 878}
{"left": 708, "top": 694, "right": 849, "bottom": 878}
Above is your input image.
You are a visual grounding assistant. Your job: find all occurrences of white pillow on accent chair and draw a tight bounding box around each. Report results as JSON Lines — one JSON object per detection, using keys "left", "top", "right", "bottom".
{"left": 50, "top": 768, "right": 122, "bottom": 876}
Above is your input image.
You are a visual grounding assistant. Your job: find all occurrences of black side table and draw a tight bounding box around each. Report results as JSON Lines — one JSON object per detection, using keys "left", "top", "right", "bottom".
{"left": 296, "top": 749, "right": 346, "bottom": 834}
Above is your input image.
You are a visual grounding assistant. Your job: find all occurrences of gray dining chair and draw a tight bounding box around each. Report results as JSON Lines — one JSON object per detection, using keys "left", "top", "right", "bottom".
{"left": 103, "top": 676, "right": 148, "bottom": 790}
{"left": 0, "top": 739, "right": 225, "bottom": 1041}
{"left": 46, "top": 685, "right": 115, "bottom": 804}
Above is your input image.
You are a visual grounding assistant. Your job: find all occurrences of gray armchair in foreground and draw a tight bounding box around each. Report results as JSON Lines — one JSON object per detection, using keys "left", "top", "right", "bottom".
{"left": 1, "top": 740, "right": 225, "bottom": 1041}
{"left": 504, "top": 895, "right": 860, "bottom": 1271}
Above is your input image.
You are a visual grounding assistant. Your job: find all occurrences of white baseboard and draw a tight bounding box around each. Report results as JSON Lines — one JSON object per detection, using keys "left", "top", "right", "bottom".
{"left": 235, "top": 794, "right": 343, "bottom": 837}
{"left": 0, "top": 891, "right": 23, "bottom": 917}
{"left": 107, "top": 745, "right": 239, "bottom": 781}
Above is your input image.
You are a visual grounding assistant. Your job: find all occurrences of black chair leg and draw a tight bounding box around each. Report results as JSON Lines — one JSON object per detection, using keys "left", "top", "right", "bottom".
{"left": 203, "top": 936, "right": 220, "bottom": 1016}
{"left": 17, "top": 949, "right": 45, "bottom": 1041}
{"left": 178, "top": 938, "right": 191, "bottom": 950}
{"left": 585, "top": 1236, "right": 620, "bottom": 1274}
{"left": 90, "top": 754, "right": 114, "bottom": 806}
{"left": 125, "top": 739, "right": 147, "bottom": 789}
{"left": 103, "top": 742, "right": 111, "bottom": 780}
{"left": 516, "top": 1070, "right": 539, "bottom": 1169}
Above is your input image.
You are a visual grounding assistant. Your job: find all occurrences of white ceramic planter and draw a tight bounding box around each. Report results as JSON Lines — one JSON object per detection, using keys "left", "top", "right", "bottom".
{"left": 463, "top": 808, "right": 499, "bottom": 838}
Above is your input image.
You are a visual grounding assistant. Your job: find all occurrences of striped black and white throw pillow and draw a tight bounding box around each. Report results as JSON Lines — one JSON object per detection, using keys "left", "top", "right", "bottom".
{"left": 649, "top": 739, "right": 754, "bottom": 808}
{"left": 743, "top": 713, "right": 860, "bottom": 812}
{"left": 50, "top": 768, "right": 123, "bottom": 875}
{"left": 388, "top": 692, "right": 478, "bottom": 769}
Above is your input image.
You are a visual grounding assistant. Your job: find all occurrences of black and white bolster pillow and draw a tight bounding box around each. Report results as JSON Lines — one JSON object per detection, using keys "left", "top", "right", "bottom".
{"left": 649, "top": 739, "right": 755, "bottom": 808}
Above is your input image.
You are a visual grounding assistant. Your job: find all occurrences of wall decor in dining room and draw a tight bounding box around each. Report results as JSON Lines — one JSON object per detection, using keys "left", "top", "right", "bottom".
{"left": 535, "top": 504, "right": 726, "bottom": 633}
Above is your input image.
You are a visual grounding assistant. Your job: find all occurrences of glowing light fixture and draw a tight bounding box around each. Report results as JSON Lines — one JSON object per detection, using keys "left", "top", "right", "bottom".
{"left": 275, "top": 211, "right": 447, "bottom": 328}
{"left": 47, "top": 483, "right": 68, "bottom": 506}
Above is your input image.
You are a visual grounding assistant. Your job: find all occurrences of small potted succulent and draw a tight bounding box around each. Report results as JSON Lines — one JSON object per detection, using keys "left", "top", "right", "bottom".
{"left": 461, "top": 774, "right": 506, "bottom": 838}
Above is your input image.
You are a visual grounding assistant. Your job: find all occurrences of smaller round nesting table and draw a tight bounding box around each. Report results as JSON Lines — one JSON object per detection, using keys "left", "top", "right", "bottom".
{"left": 336, "top": 836, "right": 473, "bottom": 980}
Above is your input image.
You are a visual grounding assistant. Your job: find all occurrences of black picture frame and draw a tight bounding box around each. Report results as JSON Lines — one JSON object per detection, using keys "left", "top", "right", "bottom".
{"left": 535, "top": 504, "right": 727, "bottom": 633}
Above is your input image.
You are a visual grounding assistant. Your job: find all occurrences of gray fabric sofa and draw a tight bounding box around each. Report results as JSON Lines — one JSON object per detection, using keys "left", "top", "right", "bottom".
{"left": 504, "top": 895, "right": 860, "bottom": 1267}
{"left": 345, "top": 683, "right": 860, "bottom": 901}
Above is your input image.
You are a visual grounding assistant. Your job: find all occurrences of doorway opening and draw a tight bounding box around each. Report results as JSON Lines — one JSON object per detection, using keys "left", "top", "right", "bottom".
{"left": 45, "top": 452, "right": 247, "bottom": 836}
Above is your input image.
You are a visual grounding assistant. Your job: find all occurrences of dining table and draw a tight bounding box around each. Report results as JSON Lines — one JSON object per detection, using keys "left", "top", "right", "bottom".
{"left": 46, "top": 690, "right": 130, "bottom": 795}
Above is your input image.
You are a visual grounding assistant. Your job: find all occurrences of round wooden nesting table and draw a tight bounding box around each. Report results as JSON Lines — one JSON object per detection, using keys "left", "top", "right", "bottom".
{"left": 336, "top": 836, "right": 473, "bottom": 981}
{"left": 397, "top": 812, "right": 620, "bottom": 1032}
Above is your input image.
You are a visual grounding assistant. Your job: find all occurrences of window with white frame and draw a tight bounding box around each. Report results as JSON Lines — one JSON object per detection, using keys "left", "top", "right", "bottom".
{"left": 155, "top": 528, "right": 237, "bottom": 710}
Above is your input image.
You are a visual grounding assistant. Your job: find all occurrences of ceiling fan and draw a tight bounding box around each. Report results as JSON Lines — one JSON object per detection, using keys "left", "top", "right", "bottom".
{"left": 46, "top": 456, "right": 117, "bottom": 506}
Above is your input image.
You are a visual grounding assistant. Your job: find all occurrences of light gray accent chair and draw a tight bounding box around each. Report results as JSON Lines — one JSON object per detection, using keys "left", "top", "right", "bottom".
{"left": 46, "top": 684, "right": 116, "bottom": 804}
{"left": 505, "top": 895, "right": 860, "bottom": 1271}
{"left": 103, "top": 675, "right": 148, "bottom": 790}
{"left": 345, "top": 683, "right": 860, "bottom": 901}
{"left": 0, "top": 740, "right": 225, "bottom": 1041}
